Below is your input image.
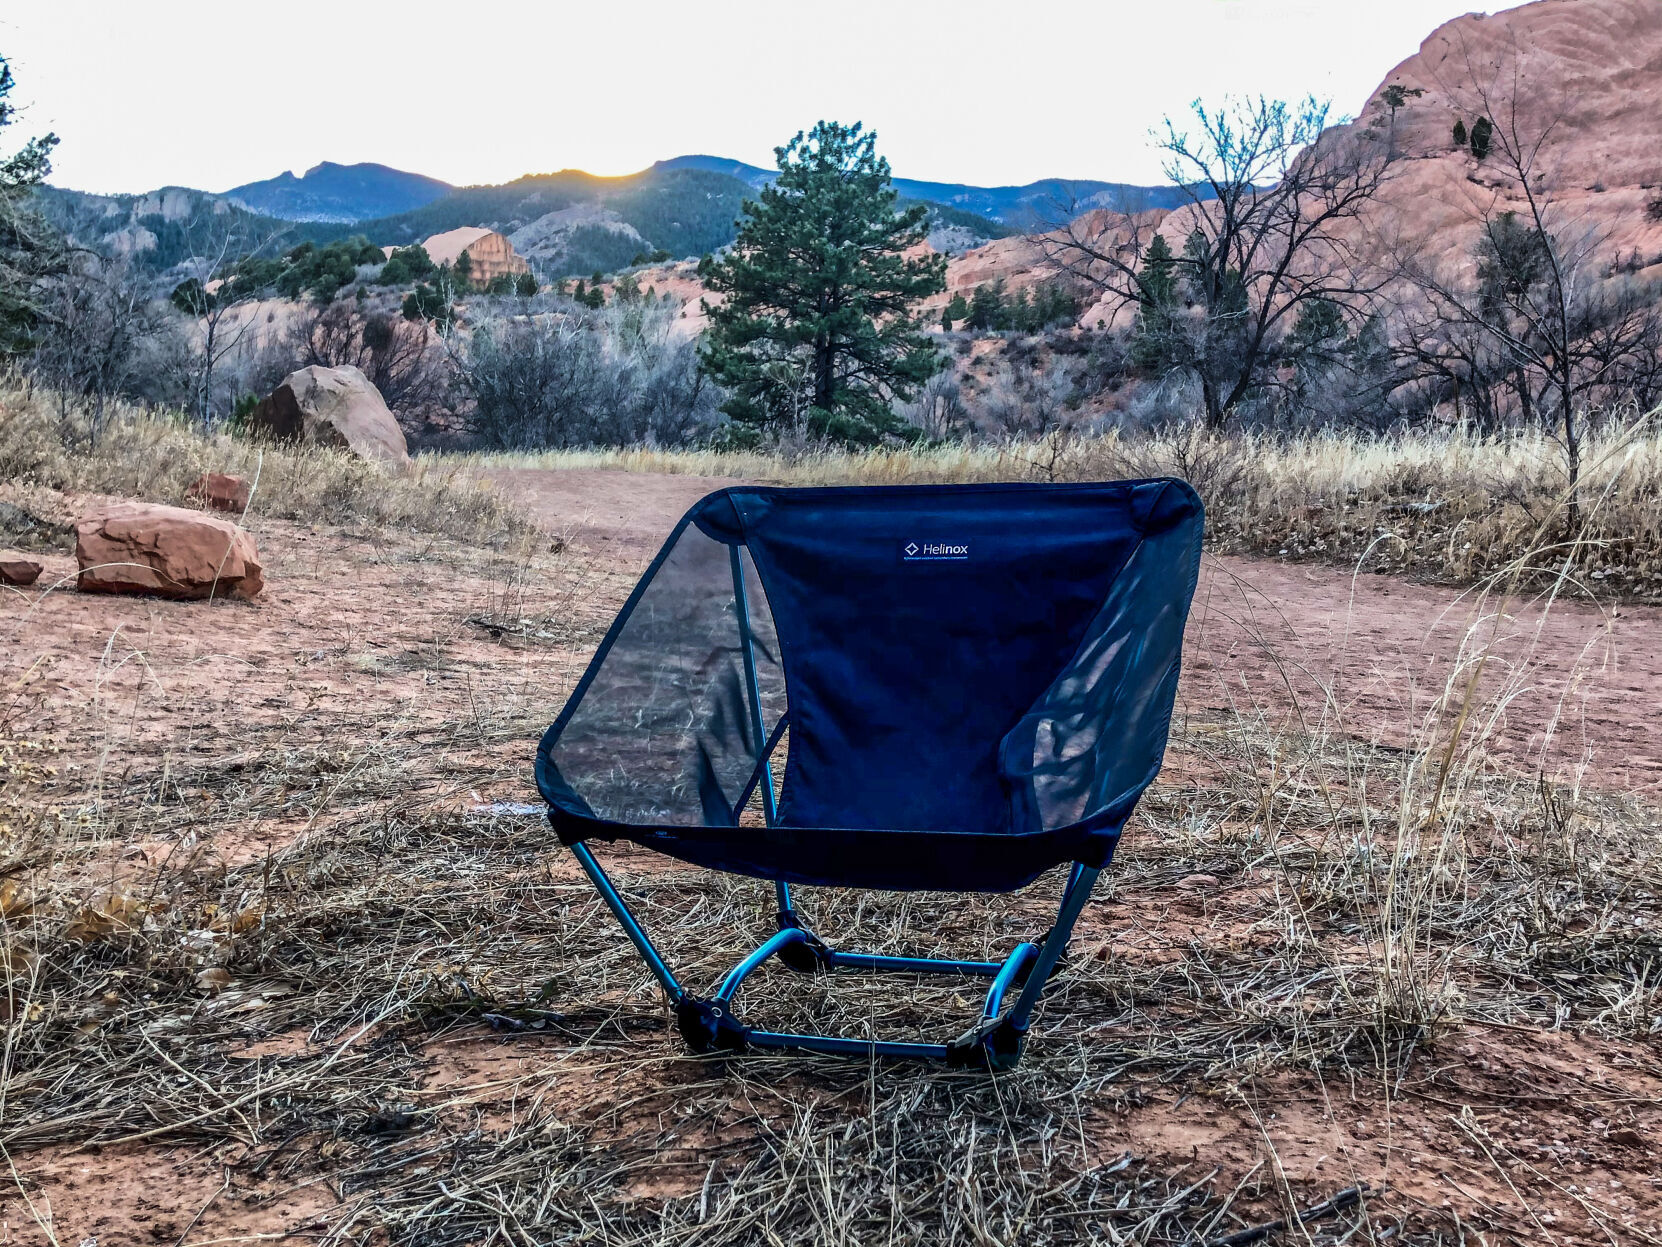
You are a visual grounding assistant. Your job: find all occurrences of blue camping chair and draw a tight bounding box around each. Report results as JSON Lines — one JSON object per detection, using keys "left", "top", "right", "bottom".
{"left": 536, "top": 479, "right": 1203, "bottom": 1068}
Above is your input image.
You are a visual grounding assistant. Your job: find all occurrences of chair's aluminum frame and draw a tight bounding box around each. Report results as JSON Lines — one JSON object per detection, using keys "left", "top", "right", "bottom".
{"left": 563, "top": 545, "right": 1107, "bottom": 1068}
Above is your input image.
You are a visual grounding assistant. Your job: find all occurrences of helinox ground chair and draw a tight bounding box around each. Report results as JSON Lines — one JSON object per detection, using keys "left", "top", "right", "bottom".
{"left": 535, "top": 479, "right": 1203, "bottom": 1069}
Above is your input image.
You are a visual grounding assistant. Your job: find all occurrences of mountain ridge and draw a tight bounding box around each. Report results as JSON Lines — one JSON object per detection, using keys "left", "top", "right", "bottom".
{"left": 82, "top": 152, "right": 1188, "bottom": 232}
{"left": 224, "top": 161, "right": 453, "bottom": 223}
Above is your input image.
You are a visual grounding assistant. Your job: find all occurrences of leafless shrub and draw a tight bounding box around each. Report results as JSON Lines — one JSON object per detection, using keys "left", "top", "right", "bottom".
{"left": 452, "top": 297, "right": 721, "bottom": 450}
{"left": 897, "top": 370, "right": 969, "bottom": 440}
{"left": 288, "top": 299, "right": 451, "bottom": 424}
{"left": 24, "top": 252, "right": 173, "bottom": 443}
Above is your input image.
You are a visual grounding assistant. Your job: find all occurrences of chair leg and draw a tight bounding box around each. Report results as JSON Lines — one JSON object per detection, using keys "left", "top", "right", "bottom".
{"left": 1000, "top": 864, "right": 1101, "bottom": 1033}
{"left": 568, "top": 841, "right": 1105, "bottom": 1067}
{"left": 569, "top": 842, "right": 684, "bottom": 1002}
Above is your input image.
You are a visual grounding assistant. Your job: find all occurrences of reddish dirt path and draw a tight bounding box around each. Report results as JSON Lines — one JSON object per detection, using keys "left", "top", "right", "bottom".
{"left": 491, "top": 468, "right": 1662, "bottom": 798}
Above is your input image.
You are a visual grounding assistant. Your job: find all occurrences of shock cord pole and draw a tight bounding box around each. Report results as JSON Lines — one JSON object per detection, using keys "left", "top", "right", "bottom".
{"left": 730, "top": 547, "right": 791, "bottom": 915}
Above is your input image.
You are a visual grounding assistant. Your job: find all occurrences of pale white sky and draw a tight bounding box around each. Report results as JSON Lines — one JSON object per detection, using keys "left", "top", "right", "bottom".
{"left": 5, "top": 0, "right": 1528, "bottom": 196}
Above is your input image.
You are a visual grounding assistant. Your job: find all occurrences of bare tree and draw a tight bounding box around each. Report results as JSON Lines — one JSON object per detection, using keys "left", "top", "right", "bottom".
{"left": 290, "top": 299, "right": 448, "bottom": 421}
{"left": 900, "top": 370, "right": 970, "bottom": 440}
{"left": 1395, "top": 57, "right": 1662, "bottom": 531}
{"left": 0, "top": 53, "right": 64, "bottom": 358}
{"left": 27, "top": 251, "right": 169, "bottom": 441}
{"left": 452, "top": 296, "right": 721, "bottom": 450}
{"left": 166, "top": 214, "right": 287, "bottom": 428}
{"left": 1043, "top": 96, "right": 1394, "bottom": 431}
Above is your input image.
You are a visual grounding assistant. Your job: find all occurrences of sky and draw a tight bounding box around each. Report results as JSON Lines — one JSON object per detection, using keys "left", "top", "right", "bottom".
{"left": 4, "top": 0, "right": 1530, "bottom": 196}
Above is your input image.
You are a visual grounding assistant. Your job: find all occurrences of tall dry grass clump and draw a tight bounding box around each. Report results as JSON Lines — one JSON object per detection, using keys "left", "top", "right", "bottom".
{"left": 0, "top": 375, "right": 530, "bottom": 546}
{"left": 475, "top": 415, "right": 1662, "bottom": 596}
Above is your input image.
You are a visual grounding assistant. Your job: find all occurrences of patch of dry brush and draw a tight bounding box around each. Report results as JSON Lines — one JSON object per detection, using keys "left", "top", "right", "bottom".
{"left": 0, "top": 375, "right": 530, "bottom": 548}
{"left": 2, "top": 519, "right": 1659, "bottom": 1243}
{"left": 476, "top": 415, "right": 1662, "bottom": 598}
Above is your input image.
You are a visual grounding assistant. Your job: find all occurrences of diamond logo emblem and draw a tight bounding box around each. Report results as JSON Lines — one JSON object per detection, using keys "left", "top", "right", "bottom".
{"left": 904, "top": 542, "right": 919, "bottom": 557}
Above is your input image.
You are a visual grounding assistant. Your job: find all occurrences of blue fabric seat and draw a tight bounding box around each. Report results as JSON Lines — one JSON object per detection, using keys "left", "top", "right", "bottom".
{"left": 536, "top": 479, "right": 1203, "bottom": 1066}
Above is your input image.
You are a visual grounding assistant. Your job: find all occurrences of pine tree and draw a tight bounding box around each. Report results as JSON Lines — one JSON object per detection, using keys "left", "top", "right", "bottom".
{"left": 1452, "top": 118, "right": 1468, "bottom": 148}
{"left": 454, "top": 250, "right": 474, "bottom": 291}
{"left": 941, "top": 292, "right": 969, "bottom": 332}
{"left": 967, "top": 282, "right": 1003, "bottom": 332}
{"left": 1128, "top": 233, "right": 1183, "bottom": 374}
{"left": 0, "top": 54, "right": 63, "bottom": 357}
{"left": 515, "top": 271, "right": 538, "bottom": 297}
{"left": 698, "top": 120, "right": 947, "bottom": 445}
{"left": 1469, "top": 116, "right": 1493, "bottom": 160}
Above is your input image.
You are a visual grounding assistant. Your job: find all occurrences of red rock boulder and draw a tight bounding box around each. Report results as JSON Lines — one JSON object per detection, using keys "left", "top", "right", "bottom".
{"left": 246, "top": 365, "right": 410, "bottom": 465}
{"left": 0, "top": 557, "right": 43, "bottom": 587}
{"left": 75, "top": 503, "right": 263, "bottom": 601}
{"left": 186, "top": 472, "right": 252, "bottom": 514}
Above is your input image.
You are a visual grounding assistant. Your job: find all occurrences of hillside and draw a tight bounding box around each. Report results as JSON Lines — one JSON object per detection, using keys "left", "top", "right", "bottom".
{"left": 899, "top": 0, "right": 1662, "bottom": 330}
{"left": 1341, "top": 0, "right": 1662, "bottom": 274}
{"left": 654, "top": 154, "right": 1196, "bottom": 227}
{"left": 353, "top": 166, "right": 758, "bottom": 274}
{"left": 225, "top": 161, "right": 453, "bottom": 223}
{"left": 32, "top": 184, "right": 340, "bottom": 276}
{"left": 39, "top": 161, "right": 1017, "bottom": 281}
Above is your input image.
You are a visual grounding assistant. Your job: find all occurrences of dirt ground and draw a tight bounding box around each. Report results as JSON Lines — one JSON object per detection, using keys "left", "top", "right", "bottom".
{"left": 487, "top": 468, "right": 1662, "bottom": 797}
{"left": 3, "top": 468, "right": 1661, "bottom": 1244}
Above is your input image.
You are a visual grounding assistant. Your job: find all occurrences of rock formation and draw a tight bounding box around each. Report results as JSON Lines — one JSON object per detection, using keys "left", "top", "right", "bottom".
{"left": 0, "top": 557, "right": 42, "bottom": 587}
{"left": 247, "top": 365, "right": 410, "bottom": 465}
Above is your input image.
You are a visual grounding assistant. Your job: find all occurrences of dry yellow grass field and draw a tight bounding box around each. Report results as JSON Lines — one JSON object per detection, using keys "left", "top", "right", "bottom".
{"left": 473, "top": 416, "right": 1662, "bottom": 596}
{"left": 3, "top": 385, "right": 1661, "bottom": 1244}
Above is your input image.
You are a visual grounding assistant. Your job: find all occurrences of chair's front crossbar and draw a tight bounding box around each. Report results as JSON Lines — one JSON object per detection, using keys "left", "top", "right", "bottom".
{"left": 569, "top": 840, "right": 1101, "bottom": 1069}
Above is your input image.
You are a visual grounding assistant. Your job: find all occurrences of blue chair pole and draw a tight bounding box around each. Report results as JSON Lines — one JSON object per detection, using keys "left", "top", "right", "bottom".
{"left": 569, "top": 841, "right": 683, "bottom": 1002}
{"left": 714, "top": 927, "right": 813, "bottom": 1003}
{"left": 730, "top": 545, "right": 792, "bottom": 920}
{"left": 1002, "top": 864, "right": 1101, "bottom": 1032}
{"left": 824, "top": 950, "right": 1003, "bottom": 975}
{"left": 982, "top": 942, "right": 1041, "bottom": 1020}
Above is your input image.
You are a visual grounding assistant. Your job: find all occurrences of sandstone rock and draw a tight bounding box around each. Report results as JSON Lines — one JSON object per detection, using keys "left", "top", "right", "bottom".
{"left": 923, "top": 0, "right": 1662, "bottom": 332}
{"left": 0, "top": 557, "right": 43, "bottom": 587}
{"left": 247, "top": 365, "right": 410, "bottom": 465}
{"left": 75, "top": 503, "right": 263, "bottom": 601}
{"left": 186, "top": 472, "right": 253, "bottom": 514}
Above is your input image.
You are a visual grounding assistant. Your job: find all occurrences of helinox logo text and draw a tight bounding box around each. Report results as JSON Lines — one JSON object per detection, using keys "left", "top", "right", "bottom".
{"left": 902, "top": 539, "right": 970, "bottom": 562}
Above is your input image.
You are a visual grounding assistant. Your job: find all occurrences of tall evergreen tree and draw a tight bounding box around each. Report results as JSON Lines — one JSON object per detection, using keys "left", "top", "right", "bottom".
{"left": 941, "top": 291, "right": 968, "bottom": 331}
{"left": 698, "top": 121, "right": 946, "bottom": 445}
{"left": 1128, "top": 233, "right": 1182, "bottom": 373}
{"left": 0, "top": 54, "right": 63, "bottom": 357}
{"left": 967, "top": 281, "right": 1004, "bottom": 332}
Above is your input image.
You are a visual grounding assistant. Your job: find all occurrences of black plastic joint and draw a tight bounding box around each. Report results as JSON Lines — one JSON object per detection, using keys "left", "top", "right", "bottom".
{"left": 775, "top": 910, "right": 832, "bottom": 972}
{"left": 945, "top": 1019, "right": 1027, "bottom": 1071}
{"left": 674, "top": 996, "right": 749, "bottom": 1054}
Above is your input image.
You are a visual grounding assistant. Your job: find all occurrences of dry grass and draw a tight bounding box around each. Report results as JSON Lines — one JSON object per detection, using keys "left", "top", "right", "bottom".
{"left": 3, "top": 379, "right": 1660, "bottom": 1241}
{"left": 472, "top": 415, "right": 1662, "bottom": 597}
{"left": 0, "top": 375, "right": 531, "bottom": 548}
{"left": 3, "top": 491, "right": 1659, "bottom": 1243}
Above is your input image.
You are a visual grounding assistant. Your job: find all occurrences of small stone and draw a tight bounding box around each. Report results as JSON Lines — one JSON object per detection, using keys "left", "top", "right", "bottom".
{"left": 186, "top": 472, "right": 252, "bottom": 514}
{"left": 0, "top": 557, "right": 43, "bottom": 587}
{"left": 1176, "top": 873, "right": 1222, "bottom": 891}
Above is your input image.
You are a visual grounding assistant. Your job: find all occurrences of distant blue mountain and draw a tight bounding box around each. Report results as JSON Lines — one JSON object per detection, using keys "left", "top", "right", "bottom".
{"left": 225, "top": 162, "right": 453, "bottom": 224}
{"left": 216, "top": 154, "right": 1187, "bottom": 233}
{"left": 650, "top": 154, "right": 1198, "bottom": 228}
